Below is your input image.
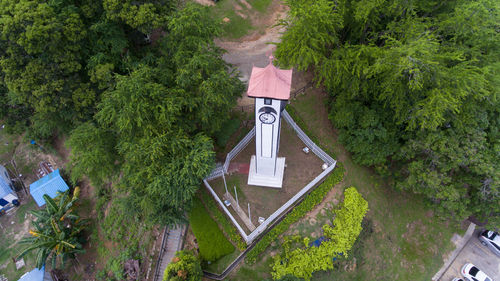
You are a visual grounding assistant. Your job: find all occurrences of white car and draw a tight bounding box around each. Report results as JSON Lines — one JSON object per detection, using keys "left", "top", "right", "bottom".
{"left": 461, "top": 263, "right": 493, "bottom": 281}
{"left": 479, "top": 230, "right": 500, "bottom": 257}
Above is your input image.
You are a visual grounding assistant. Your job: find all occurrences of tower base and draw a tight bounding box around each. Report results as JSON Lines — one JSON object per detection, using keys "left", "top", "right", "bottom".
{"left": 247, "top": 155, "right": 286, "bottom": 188}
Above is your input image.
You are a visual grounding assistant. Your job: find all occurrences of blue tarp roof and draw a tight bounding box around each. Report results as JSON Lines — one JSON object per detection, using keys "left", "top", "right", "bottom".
{"left": 18, "top": 266, "right": 45, "bottom": 281}
{"left": 0, "top": 175, "right": 14, "bottom": 199}
{"left": 29, "top": 169, "right": 69, "bottom": 207}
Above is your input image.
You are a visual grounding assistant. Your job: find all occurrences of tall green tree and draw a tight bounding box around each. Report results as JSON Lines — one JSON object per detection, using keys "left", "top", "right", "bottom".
{"left": 0, "top": 0, "right": 95, "bottom": 137}
{"left": 18, "top": 189, "right": 88, "bottom": 269}
{"left": 68, "top": 3, "right": 244, "bottom": 225}
{"left": 66, "top": 122, "right": 119, "bottom": 188}
{"left": 103, "top": 0, "right": 176, "bottom": 33}
{"left": 276, "top": 0, "right": 500, "bottom": 227}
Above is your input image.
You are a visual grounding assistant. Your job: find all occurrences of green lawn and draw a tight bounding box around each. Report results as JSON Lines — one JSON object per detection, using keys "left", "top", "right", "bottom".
{"left": 189, "top": 197, "right": 234, "bottom": 262}
{"left": 230, "top": 89, "right": 463, "bottom": 280}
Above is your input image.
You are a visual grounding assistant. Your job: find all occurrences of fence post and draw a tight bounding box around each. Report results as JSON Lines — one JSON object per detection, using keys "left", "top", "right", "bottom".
{"left": 234, "top": 186, "right": 239, "bottom": 209}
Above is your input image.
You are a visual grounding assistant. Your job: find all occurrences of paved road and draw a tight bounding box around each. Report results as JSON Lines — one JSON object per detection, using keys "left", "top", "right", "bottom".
{"left": 440, "top": 229, "right": 500, "bottom": 281}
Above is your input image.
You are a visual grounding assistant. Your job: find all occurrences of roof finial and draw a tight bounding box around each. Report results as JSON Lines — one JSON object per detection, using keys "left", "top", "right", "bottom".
{"left": 265, "top": 50, "right": 274, "bottom": 65}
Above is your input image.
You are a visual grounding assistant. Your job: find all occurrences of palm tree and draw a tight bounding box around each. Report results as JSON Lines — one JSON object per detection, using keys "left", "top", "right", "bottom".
{"left": 18, "top": 188, "right": 88, "bottom": 269}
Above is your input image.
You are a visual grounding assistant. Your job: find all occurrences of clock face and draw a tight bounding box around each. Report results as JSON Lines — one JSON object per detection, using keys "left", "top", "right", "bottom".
{"left": 259, "top": 112, "right": 276, "bottom": 124}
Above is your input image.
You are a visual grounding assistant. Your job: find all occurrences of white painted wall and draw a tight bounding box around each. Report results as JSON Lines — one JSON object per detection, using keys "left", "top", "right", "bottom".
{"left": 254, "top": 98, "right": 282, "bottom": 176}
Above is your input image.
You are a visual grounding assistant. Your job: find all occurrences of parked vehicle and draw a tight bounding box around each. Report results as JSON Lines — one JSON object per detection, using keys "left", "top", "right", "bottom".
{"left": 452, "top": 278, "right": 465, "bottom": 281}
{"left": 478, "top": 230, "right": 500, "bottom": 257}
{"left": 461, "top": 263, "right": 493, "bottom": 281}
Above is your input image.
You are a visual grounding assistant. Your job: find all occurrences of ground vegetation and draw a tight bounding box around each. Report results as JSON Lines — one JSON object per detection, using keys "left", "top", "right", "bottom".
{"left": 163, "top": 250, "right": 203, "bottom": 281}
{"left": 271, "top": 187, "right": 368, "bottom": 280}
{"left": 246, "top": 163, "right": 345, "bottom": 264}
{"left": 189, "top": 198, "right": 234, "bottom": 262}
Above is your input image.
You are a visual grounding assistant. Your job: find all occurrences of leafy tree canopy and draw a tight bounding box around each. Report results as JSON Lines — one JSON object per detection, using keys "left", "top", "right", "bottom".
{"left": 103, "top": 0, "right": 176, "bottom": 33}
{"left": 276, "top": 0, "right": 500, "bottom": 227}
{"left": 68, "top": 3, "right": 243, "bottom": 225}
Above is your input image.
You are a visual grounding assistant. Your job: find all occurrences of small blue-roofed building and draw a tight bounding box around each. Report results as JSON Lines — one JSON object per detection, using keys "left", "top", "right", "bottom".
{"left": 29, "top": 169, "right": 69, "bottom": 207}
{"left": 0, "top": 164, "right": 18, "bottom": 212}
{"left": 18, "top": 266, "right": 53, "bottom": 281}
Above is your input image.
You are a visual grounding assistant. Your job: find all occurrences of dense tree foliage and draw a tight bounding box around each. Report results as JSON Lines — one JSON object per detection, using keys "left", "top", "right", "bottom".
{"left": 272, "top": 187, "right": 368, "bottom": 280}
{"left": 276, "top": 0, "right": 500, "bottom": 227}
{"left": 2, "top": 0, "right": 241, "bottom": 274}
{"left": 68, "top": 3, "right": 243, "bottom": 225}
{"left": 163, "top": 250, "right": 202, "bottom": 281}
{"left": 1, "top": 0, "right": 242, "bottom": 226}
{"left": 18, "top": 189, "right": 88, "bottom": 269}
{"left": 0, "top": 0, "right": 93, "bottom": 137}
{"left": 103, "top": 0, "right": 175, "bottom": 33}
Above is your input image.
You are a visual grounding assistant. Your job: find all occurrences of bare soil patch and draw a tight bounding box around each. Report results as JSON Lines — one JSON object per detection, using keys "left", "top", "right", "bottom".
{"left": 216, "top": 0, "right": 287, "bottom": 51}
{"left": 193, "top": 0, "right": 215, "bottom": 6}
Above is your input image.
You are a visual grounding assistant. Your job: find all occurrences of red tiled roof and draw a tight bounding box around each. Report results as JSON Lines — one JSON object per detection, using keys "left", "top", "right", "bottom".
{"left": 247, "top": 62, "right": 292, "bottom": 100}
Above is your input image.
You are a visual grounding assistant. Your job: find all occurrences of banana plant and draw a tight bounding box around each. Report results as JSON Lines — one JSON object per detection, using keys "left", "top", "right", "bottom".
{"left": 17, "top": 188, "right": 88, "bottom": 269}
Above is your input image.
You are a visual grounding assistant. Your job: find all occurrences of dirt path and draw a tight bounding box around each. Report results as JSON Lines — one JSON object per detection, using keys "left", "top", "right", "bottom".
{"left": 216, "top": 0, "right": 289, "bottom": 106}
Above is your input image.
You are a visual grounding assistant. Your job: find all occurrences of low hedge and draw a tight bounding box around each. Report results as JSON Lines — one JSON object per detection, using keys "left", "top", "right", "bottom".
{"left": 285, "top": 104, "right": 337, "bottom": 159}
{"left": 198, "top": 189, "right": 247, "bottom": 250}
{"left": 189, "top": 197, "right": 234, "bottom": 261}
{"left": 246, "top": 163, "right": 345, "bottom": 264}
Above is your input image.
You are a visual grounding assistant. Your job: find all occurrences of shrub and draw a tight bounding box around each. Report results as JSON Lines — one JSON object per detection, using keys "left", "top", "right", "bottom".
{"left": 163, "top": 250, "right": 202, "bottom": 281}
{"left": 246, "top": 163, "right": 344, "bottom": 264}
{"left": 271, "top": 187, "right": 368, "bottom": 280}
{"left": 198, "top": 189, "right": 247, "bottom": 250}
{"left": 189, "top": 198, "right": 234, "bottom": 261}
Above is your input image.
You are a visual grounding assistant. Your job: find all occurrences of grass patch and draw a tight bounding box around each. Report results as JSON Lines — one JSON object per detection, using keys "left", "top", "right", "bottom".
{"left": 206, "top": 0, "right": 254, "bottom": 39}
{"left": 14, "top": 200, "right": 36, "bottom": 224}
{"left": 220, "top": 9, "right": 254, "bottom": 39}
{"left": 189, "top": 197, "right": 234, "bottom": 262}
{"left": 198, "top": 188, "right": 247, "bottom": 250}
{"left": 248, "top": 0, "right": 273, "bottom": 12}
{"left": 0, "top": 202, "right": 38, "bottom": 281}
{"left": 229, "top": 255, "right": 273, "bottom": 280}
{"left": 203, "top": 248, "right": 240, "bottom": 274}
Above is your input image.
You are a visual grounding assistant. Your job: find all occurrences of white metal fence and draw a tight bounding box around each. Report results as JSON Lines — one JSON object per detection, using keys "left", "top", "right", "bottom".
{"left": 203, "top": 110, "right": 337, "bottom": 244}
{"left": 205, "top": 163, "right": 224, "bottom": 181}
{"left": 282, "top": 109, "right": 335, "bottom": 165}
{"left": 223, "top": 127, "right": 255, "bottom": 173}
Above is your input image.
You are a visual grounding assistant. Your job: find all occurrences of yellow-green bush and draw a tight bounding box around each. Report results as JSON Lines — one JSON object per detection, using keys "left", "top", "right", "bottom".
{"left": 246, "top": 163, "right": 344, "bottom": 264}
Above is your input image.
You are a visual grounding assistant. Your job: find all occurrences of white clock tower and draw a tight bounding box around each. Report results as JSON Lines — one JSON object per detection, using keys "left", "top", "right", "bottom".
{"left": 246, "top": 57, "right": 293, "bottom": 188}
